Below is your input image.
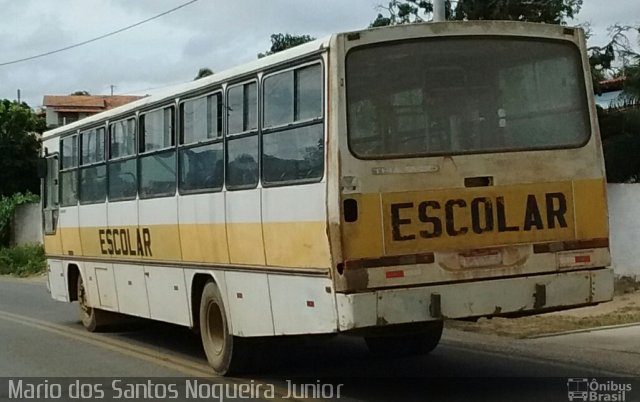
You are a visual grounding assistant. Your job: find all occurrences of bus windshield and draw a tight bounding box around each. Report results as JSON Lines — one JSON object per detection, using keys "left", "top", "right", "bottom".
{"left": 346, "top": 37, "right": 591, "bottom": 159}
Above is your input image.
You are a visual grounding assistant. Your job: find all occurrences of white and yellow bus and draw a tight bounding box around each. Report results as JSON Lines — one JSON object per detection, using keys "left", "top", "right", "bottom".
{"left": 42, "top": 21, "right": 613, "bottom": 375}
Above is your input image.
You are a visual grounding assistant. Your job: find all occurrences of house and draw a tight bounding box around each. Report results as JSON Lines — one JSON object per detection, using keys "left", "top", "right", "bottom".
{"left": 42, "top": 95, "right": 144, "bottom": 129}
{"left": 595, "top": 77, "right": 625, "bottom": 109}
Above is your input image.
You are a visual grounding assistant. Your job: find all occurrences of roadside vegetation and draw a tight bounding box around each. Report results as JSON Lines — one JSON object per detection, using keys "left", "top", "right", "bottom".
{"left": 0, "top": 243, "right": 45, "bottom": 277}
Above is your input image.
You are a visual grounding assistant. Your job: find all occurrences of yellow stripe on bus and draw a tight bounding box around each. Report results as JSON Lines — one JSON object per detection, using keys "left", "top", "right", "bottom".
{"left": 263, "top": 221, "right": 331, "bottom": 268}
{"left": 573, "top": 178, "right": 608, "bottom": 240}
{"left": 341, "top": 179, "right": 608, "bottom": 258}
{"left": 48, "top": 221, "right": 331, "bottom": 269}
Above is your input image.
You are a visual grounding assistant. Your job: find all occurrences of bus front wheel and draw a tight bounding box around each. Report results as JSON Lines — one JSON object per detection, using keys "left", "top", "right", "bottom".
{"left": 77, "top": 275, "right": 111, "bottom": 332}
{"left": 364, "top": 320, "right": 444, "bottom": 357}
{"left": 199, "top": 281, "right": 247, "bottom": 375}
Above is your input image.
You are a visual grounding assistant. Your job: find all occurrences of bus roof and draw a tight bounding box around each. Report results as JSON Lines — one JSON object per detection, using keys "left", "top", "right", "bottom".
{"left": 42, "top": 35, "right": 332, "bottom": 139}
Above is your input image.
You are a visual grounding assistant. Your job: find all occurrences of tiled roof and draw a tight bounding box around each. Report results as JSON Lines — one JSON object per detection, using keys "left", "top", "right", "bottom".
{"left": 599, "top": 77, "right": 625, "bottom": 92}
{"left": 42, "top": 95, "right": 143, "bottom": 110}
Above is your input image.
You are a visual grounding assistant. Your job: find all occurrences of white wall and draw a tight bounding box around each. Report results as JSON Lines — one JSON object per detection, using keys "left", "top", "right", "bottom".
{"left": 45, "top": 108, "right": 58, "bottom": 128}
{"left": 11, "top": 203, "right": 42, "bottom": 246}
{"left": 608, "top": 184, "right": 640, "bottom": 278}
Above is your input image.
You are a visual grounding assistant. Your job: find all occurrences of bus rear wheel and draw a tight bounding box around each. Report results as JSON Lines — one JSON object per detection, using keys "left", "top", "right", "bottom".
{"left": 199, "top": 281, "right": 247, "bottom": 375}
{"left": 364, "top": 320, "right": 444, "bottom": 357}
{"left": 77, "top": 275, "right": 111, "bottom": 332}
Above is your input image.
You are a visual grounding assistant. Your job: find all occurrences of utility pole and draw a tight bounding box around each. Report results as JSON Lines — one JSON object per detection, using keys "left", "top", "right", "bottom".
{"left": 17, "top": 89, "right": 21, "bottom": 103}
{"left": 110, "top": 85, "right": 116, "bottom": 96}
{"left": 433, "top": 0, "right": 446, "bottom": 22}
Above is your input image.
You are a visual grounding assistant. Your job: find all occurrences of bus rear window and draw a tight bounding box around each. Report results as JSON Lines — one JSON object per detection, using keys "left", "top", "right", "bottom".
{"left": 346, "top": 37, "right": 590, "bottom": 159}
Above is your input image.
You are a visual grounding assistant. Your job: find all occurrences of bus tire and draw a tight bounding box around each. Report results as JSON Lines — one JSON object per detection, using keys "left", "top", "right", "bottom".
{"left": 77, "top": 274, "right": 111, "bottom": 332}
{"left": 199, "top": 281, "right": 246, "bottom": 375}
{"left": 364, "top": 320, "right": 443, "bottom": 357}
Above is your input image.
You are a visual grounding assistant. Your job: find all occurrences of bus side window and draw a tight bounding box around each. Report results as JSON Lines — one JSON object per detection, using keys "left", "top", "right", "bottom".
{"left": 139, "top": 106, "right": 177, "bottom": 199}
{"left": 108, "top": 118, "right": 138, "bottom": 201}
{"left": 178, "top": 93, "right": 224, "bottom": 193}
{"left": 261, "top": 62, "right": 324, "bottom": 186}
{"left": 60, "top": 134, "right": 79, "bottom": 207}
{"left": 79, "top": 127, "right": 107, "bottom": 204}
{"left": 226, "top": 81, "right": 258, "bottom": 190}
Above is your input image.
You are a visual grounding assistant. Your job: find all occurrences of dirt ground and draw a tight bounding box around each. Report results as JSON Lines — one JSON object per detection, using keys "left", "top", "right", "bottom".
{"left": 447, "top": 286, "right": 640, "bottom": 338}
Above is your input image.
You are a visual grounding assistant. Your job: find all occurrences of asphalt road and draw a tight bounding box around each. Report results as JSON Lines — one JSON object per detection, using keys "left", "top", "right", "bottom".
{"left": 0, "top": 276, "right": 634, "bottom": 402}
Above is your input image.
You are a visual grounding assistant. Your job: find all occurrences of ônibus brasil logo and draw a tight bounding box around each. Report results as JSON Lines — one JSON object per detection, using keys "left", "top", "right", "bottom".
{"left": 567, "top": 378, "right": 632, "bottom": 401}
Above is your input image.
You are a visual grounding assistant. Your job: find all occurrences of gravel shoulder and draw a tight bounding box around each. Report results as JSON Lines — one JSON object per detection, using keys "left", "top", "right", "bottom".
{"left": 447, "top": 288, "right": 640, "bottom": 338}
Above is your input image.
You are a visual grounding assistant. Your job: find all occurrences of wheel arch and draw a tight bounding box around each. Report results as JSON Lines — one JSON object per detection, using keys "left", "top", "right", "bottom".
{"left": 189, "top": 271, "right": 231, "bottom": 333}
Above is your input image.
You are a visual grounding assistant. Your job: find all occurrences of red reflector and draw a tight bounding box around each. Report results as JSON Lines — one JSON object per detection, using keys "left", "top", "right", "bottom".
{"left": 386, "top": 270, "right": 405, "bottom": 279}
{"left": 575, "top": 255, "right": 591, "bottom": 263}
{"left": 306, "top": 301, "right": 315, "bottom": 307}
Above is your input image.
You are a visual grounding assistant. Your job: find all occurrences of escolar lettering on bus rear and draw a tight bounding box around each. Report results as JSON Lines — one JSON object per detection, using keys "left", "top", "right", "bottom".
{"left": 98, "top": 227, "right": 152, "bottom": 256}
{"left": 390, "top": 192, "right": 568, "bottom": 241}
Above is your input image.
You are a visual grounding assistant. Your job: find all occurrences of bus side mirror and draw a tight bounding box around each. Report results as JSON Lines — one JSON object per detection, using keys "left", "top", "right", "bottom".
{"left": 37, "top": 158, "right": 48, "bottom": 179}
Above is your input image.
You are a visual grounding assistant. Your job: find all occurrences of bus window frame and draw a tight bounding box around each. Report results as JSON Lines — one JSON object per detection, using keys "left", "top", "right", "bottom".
{"left": 138, "top": 104, "right": 178, "bottom": 200}
{"left": 225, "top": 78, "right": 260, "bottom": 191}
{"left": 178, "top": 89, "right": 225, "bottom": 195}
{"left": 78, "top": 125, "right": 108, "bottom": 205}
{"left": 108, "top": 116, "right": 138, "bottom": 202}
{"left": 226, "top": 79, "right": 259, "bottom": 138}
{"left": 344, "top": 36, "right": 593, "bottom": 161}
{"left": 59, "top": 132, "right": 79, "bottom": 207}
{"left": 260, "top": 59, "right": 326, "bottom": 188}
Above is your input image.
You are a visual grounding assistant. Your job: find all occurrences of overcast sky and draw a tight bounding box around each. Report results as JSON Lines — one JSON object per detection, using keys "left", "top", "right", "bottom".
{"left": 0, "top": 0, "right": 638, "bottom": 108}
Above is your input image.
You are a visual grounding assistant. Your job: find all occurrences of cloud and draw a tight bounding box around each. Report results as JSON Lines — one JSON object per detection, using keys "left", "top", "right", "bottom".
{"left": 0, "top": 0, "right": 637, "bottom": 107}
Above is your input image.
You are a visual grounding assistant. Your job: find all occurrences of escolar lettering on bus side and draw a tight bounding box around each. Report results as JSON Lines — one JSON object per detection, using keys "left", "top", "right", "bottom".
{"left": 98, "top": 227, "right": 152, "bottom": 256}
{"left": 390, "top": 192, "right": 568, "bottom": 241}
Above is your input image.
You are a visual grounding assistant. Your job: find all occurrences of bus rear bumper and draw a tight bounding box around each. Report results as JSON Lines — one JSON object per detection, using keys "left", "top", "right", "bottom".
{"left": 335, "top": 267, "right": 614, "bottom": 331}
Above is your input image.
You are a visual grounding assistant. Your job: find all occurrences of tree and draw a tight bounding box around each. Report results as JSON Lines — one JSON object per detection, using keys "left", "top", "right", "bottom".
{"left": 258, "top": 33, "right": 316, "bottom": 58}
{"left": 0, "top": 100, "right": 44, "bottom": 197}
{"left": 194, "top": 67, "right": 214, "bottom": 80}
{"left": 624, "top": 64, "right": 640, "bottom": 103}
{"left": 370, "top": 0, "right": 581, "bottom": 27}
{"left": 69, "top": 90, "right": 90, "bottom": 96}
{"left": 452, "top": 0, "right": 582, "bottom": 24}
{"left": 589, "top": 25, "right": 640, "bottom": 183}
{"left": 371, "top": 0, "right": 451, "bottom": 26}
{"left": 588, "top": 24, "right": 640, "bottom": 97}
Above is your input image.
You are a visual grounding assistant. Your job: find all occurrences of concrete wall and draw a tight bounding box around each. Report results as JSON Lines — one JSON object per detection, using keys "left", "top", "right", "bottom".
{"left": 11, "top": 203, "right": 42, "bottom": 246}
{"left": 608, "top": 184, "right": 640, "bottom": 278}
{"left": 45, "top": 108, "right": 58, "bottom": 128}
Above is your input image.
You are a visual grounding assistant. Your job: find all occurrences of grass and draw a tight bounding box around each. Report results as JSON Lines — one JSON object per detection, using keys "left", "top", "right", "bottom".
{"left": 0, "top": 243, "right": 46, "bottom": 277}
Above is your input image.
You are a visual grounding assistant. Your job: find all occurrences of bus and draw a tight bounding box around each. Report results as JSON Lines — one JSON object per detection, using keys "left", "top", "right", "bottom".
{"left": 42, "top": 20, "right": 613, "bottom": 375}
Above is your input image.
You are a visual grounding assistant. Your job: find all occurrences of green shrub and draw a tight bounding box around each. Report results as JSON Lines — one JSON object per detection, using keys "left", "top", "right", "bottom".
{"left": 0, "top": 243, "right": 46, "bottom": 277}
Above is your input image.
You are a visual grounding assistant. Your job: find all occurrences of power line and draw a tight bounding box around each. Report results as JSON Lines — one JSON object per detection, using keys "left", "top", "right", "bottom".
{"left": 0, "top": 0, "right": 200, "bottom": 67}
{"left": 116, "top": 80, "right": 186, "bottom": 96}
